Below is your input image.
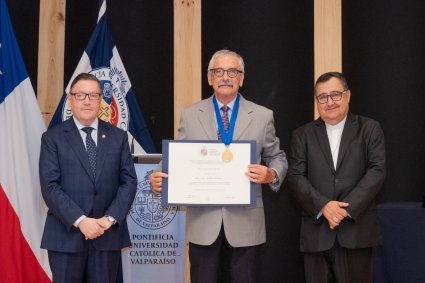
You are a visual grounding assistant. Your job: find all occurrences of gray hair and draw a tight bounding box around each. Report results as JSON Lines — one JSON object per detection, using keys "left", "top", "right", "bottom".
{"left": 207, "top": 49, "right": 245, "bottom": 74}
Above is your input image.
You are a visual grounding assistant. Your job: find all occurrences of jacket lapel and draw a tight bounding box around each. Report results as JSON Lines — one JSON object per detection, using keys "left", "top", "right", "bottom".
{"left": 314, "top": 119, "right": 336, "bottom": 173}
{"left": 336, "top": 113, "right": 358, "bottom": 170}
{"left": 197, "top": 95, "right": 253, "bottom": 141}
{"left": 197, "top": 96, "right": 218, "bottom": 140}
{"left": 63, "top": 119, "right": 95, "bottom": 182}
{"left": 233, "top": 96, "right": 253, "bottom": 140}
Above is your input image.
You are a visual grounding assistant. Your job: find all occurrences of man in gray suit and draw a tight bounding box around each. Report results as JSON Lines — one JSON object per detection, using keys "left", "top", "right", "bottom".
{"left": 150, "top": 49, "right": 287, "bottom": 283}
{"left": 288, "top": 72, "right": 386, "bottom": 283}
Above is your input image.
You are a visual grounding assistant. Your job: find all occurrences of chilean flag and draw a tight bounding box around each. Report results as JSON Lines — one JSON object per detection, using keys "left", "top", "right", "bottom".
{"left": 0, "top": 0, "right": 51, "bottom": 281}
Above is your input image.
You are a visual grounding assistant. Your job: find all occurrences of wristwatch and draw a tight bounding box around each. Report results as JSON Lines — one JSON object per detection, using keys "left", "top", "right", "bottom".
{"left": 270, "top": 170, "right": 279, "bottom": 184}
{"left": 105, "top": 215, "right": 117, "bottom": 225}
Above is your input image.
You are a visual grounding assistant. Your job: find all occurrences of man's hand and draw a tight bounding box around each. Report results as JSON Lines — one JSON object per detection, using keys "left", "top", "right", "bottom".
{"left": 97, "top": 217, "right": 113, "bottom": 231}
{"left": 321, "top": 201, "right": 350, "bottom": 229}
{"left": 245, "top": 164, "right": 276, "bottom": 184}
{"left": 149, "top": 172, "right": 168, "bottom": 193}
{"left": 78, "top": 217, "right": 105, "bottom": 240}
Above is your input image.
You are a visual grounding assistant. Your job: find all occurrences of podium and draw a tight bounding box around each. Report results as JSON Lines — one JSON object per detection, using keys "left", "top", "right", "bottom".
{"left": 121, "top": 154, "right": 186, "bottom": 283}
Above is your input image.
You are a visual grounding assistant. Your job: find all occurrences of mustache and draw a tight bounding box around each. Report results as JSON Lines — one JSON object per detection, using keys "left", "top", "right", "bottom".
{"left": 218, "top": 81, "right": 233, "bottom": 88}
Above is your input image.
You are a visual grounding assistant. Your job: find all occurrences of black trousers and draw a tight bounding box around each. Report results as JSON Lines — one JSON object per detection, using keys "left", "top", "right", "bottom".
{"left": 189, "top": 225, "right": 260, "bottom": 283}
{"left": 48, "top": 242, "right": 121, "bottom": 283}
{"left": 304, "top": 241, "right": 373, "bottom": 283}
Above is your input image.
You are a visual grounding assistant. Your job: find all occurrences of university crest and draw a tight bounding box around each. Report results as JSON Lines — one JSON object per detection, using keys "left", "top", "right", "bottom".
{"left": 129, "top": 170, "right": 178, "bottom": 230}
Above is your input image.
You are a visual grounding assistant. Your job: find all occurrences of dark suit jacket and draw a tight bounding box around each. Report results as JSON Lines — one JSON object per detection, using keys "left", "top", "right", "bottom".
{"left": 39, "top": 118, "right": 137, "bottom": 252}
{"left": 288, "top": 113, "right": 386, "bottom": 252}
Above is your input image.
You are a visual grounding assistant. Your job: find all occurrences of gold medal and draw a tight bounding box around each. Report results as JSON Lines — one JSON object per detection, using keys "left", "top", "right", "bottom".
{"left": 222, "top": 147, "right": 233, "bottom": 163}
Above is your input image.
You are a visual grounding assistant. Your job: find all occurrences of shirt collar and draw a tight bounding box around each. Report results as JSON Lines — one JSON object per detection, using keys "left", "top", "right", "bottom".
{"left": 325, "top": 116, "right": 347, "bottom": 130}
{"left": 214, "top": 94, "right": 237, "bottom": 111}
{"left": 73, "top": 117, "right": 99, "bottom": 131}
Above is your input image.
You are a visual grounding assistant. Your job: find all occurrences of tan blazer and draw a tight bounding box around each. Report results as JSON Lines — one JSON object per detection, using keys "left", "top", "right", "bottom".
{"left": 173, "top": 95, "right": 287, "bottom": 247}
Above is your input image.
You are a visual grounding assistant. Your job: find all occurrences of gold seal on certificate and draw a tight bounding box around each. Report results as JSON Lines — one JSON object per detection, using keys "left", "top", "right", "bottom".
{"left": 222, "top": 147, "right": 233, "bottom": 163}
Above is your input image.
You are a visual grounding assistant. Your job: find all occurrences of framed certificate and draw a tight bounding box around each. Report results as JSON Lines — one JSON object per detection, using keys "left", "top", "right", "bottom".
{"left": 162, "top": 140, "right": 256, "bottom": 206}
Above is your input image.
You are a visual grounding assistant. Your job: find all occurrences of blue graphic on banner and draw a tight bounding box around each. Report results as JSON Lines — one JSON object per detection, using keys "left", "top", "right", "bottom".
{"left": 122, "top": 163, "right": 186, "bottom": 282}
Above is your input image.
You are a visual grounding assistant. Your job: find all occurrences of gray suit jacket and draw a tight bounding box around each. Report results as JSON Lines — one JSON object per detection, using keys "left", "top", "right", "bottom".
{"left": 288, "top": 113, "right": 386, "bottom": 252}
{"left": 171, "top": 95, "right": 287, "bottom": 247}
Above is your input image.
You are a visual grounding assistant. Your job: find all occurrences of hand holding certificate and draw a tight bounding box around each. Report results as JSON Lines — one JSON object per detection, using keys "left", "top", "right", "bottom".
{"left": 162, "top": 140, "right": 256, "bottom": 206}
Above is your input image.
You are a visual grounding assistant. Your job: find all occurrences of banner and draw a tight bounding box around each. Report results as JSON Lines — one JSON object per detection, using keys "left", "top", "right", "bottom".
{"left": 49, "top": 0, "right": 156, "bottom": 154}
{"left": 0, "top": 0, "right": 51, "bottom": 281}
{"left": 122, "top": 161, "right": 186, "bottom": 283}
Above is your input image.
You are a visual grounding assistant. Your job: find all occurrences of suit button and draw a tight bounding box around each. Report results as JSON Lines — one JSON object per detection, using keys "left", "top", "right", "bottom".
{"left": 335, "top": 179, "right": 340, "bottom": 183}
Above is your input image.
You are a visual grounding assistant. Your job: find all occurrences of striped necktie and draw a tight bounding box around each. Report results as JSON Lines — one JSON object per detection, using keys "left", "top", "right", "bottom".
{"left": 217, "top": 105, "right": 229, "bottom": 140}
{"left": 82, "top": 127, "right": 96, "bottom": 177}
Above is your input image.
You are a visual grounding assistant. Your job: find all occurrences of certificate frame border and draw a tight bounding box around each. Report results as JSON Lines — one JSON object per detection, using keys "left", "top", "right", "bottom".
{"left": 162, "top": 140, "right": 257, "bottom": 206}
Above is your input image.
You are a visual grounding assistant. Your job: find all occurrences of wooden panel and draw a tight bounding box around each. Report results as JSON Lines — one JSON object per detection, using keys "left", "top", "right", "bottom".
{"left": 37, "top": 0, "right": 66, "bottom": 126}
{"left": 174, "top": 0, "right": 202, "bottom": 138}
{"left": 314, "top": 0, "right": 342, "bottom": 118}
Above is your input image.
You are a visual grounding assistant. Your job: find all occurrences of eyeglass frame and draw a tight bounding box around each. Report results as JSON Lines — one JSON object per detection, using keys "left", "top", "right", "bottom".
{"left": 70, "top": 92, "right": 102, "bottom": 101}
{"left": 209, "top": 68, "right": 244, "bottom": 78}
{"left": 315, "top": 90, "right": 348, "bottom": 104}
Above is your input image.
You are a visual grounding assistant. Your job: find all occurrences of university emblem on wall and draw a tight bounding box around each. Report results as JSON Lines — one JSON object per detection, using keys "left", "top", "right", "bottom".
{"left": 129, "top": 170, "right": 178, "bottom": 230}
{"left": 62, "top": 67, "right": 130, "bottom": 131}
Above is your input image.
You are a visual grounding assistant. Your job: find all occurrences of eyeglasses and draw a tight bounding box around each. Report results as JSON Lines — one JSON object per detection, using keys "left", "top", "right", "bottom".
{"left": 315, "top": 90, "right": 348, "bottom": 104}
{"left": 70, "top": 92, "right": 102, "bottom": 101}
{"left": 209, "top": 68, "right": 243, "bottom": 78}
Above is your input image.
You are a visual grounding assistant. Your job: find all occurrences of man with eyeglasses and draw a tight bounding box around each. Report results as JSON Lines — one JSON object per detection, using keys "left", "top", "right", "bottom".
{"left": 39, "top": 73, "right": 137, "bottom": 283}
{"left": 288, "top": 72, "right": 386, "bottom": 283}
{"left": 150, "top": 49, "right": 287, "bottom": 283}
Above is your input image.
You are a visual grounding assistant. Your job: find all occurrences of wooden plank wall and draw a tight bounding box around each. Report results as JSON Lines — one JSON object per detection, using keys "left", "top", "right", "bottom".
{"left": 314, "top": 0, "right": 342, "bottom": 118}
{"left": 37, "top": 0, "right": 66, "bottom": 126}
{"left": 174, "top": 0, "right": 202, "bottom": 138}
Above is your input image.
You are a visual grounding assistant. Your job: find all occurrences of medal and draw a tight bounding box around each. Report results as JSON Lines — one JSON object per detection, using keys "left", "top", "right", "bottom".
{"left": 213, "top": 94, "right": 240, "bottom": 164}
{"left": 222, "top": 147, "right": 233, "bottom": 163}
